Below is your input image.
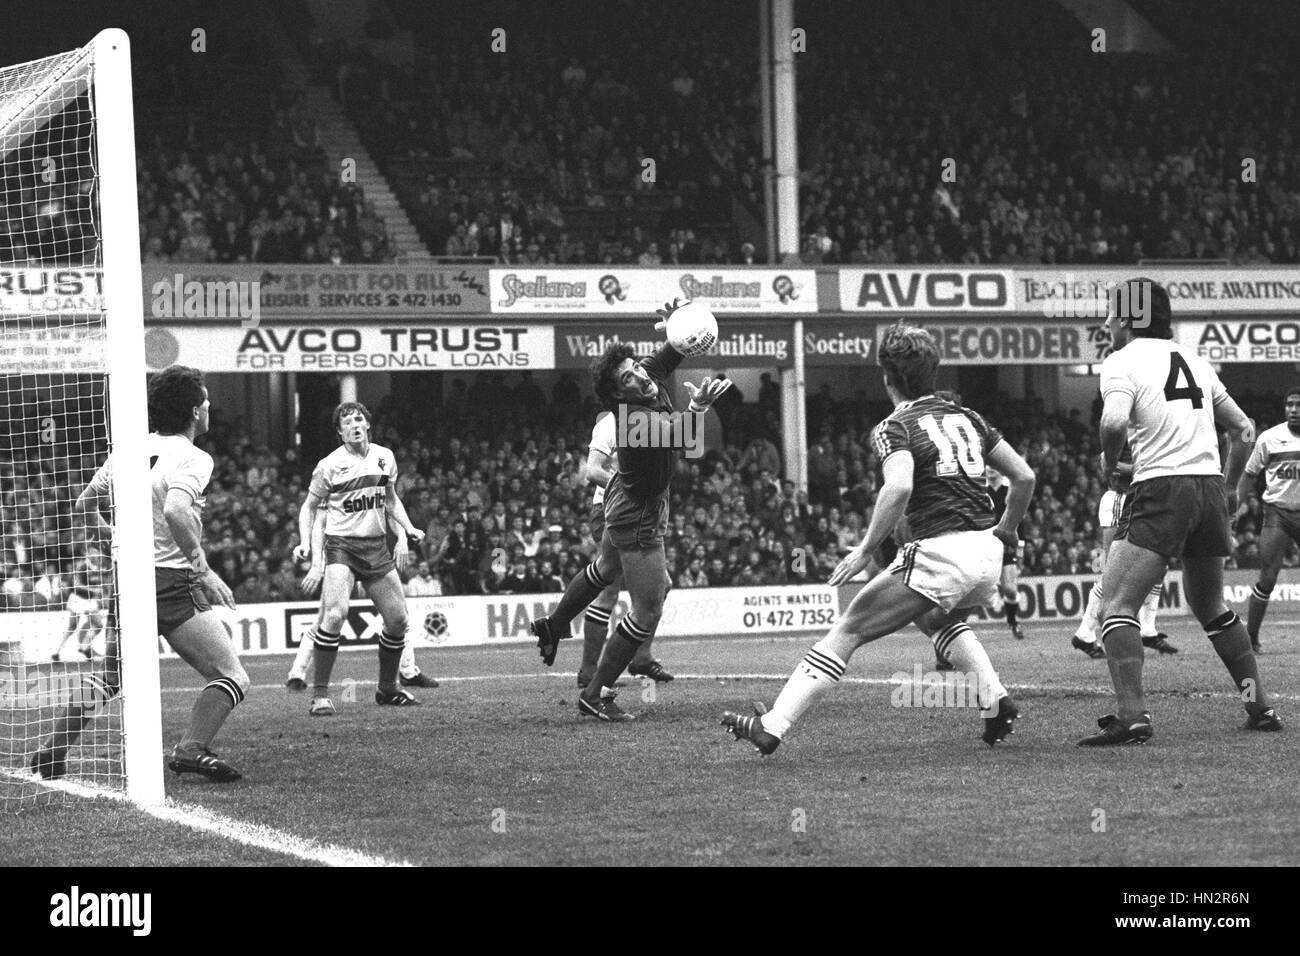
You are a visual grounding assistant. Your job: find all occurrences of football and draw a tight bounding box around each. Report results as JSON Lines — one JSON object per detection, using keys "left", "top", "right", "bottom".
{"left": 423, "top": 611, "right": 450, "bottom": 639}
{"left": 663, "top": 300, "right": 718, "bottom": 356}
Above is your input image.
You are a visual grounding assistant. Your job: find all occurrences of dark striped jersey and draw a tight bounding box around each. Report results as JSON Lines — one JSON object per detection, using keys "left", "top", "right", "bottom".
{"left": 614, "top": 343, "right": 684, "bottom": 500}
{"left": 871, "top": 395, "right": 1003, "bottom": 540}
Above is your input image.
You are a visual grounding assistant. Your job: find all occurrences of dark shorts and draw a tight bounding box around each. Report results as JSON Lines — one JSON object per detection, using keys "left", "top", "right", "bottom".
{"left": 602, "top": 475, "right": 669, "bottom": 551}
{"left": 589, "top": 498, "right": 606, "bottom": 540}
{"left": 324, "top": 533, "right": 395, "bottom": 582}
{"left": 1262, "top": 502, "right": 1300, "bottom": 543}
{"left": 1116, "top": 475, "right": 1232, "bottom": 559}
{"left": 155, "top": 566, "right": 211, "bottom": 638}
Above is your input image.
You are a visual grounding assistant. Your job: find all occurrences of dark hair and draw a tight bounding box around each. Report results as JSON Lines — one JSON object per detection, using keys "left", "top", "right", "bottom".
{"left": 1286, "top": 386, "right": 1300, "bottom": 403}
{"left": 1114, "top": 278, "right": 1172, "bottom": 339}
{"left": 332, "top": 401, "right": 372, "bottom": 434}
{"left": 934, "top": 388, "right": 963, "bottom": 407}
{"left": 148, "top": 365, "right": 205, "bottom": 434}
{"left": 878, "top": 323, "right": 940, "bottom": 400}
{"left": 590, "top": 342, "right": 637, "bottom": 411}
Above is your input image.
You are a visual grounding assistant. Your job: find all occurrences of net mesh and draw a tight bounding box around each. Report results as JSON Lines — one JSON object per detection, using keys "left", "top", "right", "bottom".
{"left": 0, "top": 43, "right": 122, "bottom": 808}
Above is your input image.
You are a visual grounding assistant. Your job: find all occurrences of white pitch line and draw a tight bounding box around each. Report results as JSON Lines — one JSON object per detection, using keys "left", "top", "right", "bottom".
{"left": 0, "top": 768, "right": 410, "bottom": 867}
{"left": 186, "top": 672, "right": 1300, "bottom": 703}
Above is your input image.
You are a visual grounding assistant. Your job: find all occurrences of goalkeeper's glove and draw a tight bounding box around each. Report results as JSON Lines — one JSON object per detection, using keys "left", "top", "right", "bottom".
{"left": 684, "top": 376, "right": 733, "bottom": 413}
{"left": 653, "top": 298, "right": 684, "bottom": 331}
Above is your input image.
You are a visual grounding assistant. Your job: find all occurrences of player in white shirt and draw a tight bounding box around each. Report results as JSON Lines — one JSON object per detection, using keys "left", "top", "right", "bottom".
{"left": 290, "top": 402, "right": 427, "bottom": 715}
{"left": 1236, "top": 386, "right": 1300, "bottom": 654}
{"left": 1080, "top": 280, "right": 1280, "bottom": 745}
{"left": 33, "top": 366, "right": 249, "bottom": 782}
{"left": 577, "top": 410, "right": 673, "bottom": 690}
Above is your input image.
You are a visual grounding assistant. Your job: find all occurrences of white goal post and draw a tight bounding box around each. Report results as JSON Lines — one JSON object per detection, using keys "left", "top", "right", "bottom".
{"left": 0, "top": 29, "right": 161, "bottom": 807}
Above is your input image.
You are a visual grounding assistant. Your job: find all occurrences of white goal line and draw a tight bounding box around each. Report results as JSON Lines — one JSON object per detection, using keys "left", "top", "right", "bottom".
{"left": 0, "top": 768, "right": 411, "bottom": 868}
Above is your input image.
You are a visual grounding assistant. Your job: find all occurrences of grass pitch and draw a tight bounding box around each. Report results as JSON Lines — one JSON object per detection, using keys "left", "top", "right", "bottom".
{"left": 4, "top": 620, "right": 1297, "bottom": 866}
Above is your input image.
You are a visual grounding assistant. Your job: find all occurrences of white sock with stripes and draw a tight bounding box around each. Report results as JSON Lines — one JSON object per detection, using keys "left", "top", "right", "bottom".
{"left": 762, "top": 641, "right": 847, "bottom": 738}
{"left": 289, "top": 635, "right": 315, "bottom": 680}
{"left": 1076, "top": 582, "right": 1103, "bottom": 642}
{"left": 1138, "top": 582, "right": 1163, "bottom": 638}
{"left": 936, "top": 622, "right": 1006, "bottom": 715}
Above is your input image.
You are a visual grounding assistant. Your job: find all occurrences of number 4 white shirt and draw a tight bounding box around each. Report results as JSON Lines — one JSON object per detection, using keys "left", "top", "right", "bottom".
{"left": 1100, "top": 337, "right": 1228, "bottom": 483}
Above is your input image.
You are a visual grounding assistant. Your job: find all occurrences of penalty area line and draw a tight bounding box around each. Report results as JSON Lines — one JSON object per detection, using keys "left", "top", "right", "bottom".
{"left": 0, "top": 768, "right": 410, "bottom": 867}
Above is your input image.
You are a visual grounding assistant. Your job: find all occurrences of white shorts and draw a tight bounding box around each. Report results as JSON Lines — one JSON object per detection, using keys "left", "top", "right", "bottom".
{"left": 67, "top": 593, "right": 101, "bottom": 615}
{"left": 887, "top": 528, "right": 1002, "bottom": 612}
{"left": 1098, "top": 490, "right": 1125, "bottom": 529}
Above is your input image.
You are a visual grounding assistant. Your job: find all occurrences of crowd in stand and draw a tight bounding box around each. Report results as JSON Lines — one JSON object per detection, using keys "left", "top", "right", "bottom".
{"left": 3, "top": 380, "right": 1292, "bottom": 612}
{"left": 15, "top": 0, "right": 1271, "bottom": 271}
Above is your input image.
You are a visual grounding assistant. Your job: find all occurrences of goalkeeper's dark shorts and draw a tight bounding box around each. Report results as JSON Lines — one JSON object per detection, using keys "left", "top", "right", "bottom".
{"left": 324, "top": 534, "right": 396, "bottom": 583}
{"left": 603, "top": 476, "right": 669, "bottom": 552}
{"left": 155, "top": 567, "right": 211, "bottom": 638}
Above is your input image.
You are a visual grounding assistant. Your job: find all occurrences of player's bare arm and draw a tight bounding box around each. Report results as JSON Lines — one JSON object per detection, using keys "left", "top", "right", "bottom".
{"left": 1235, "top": 433, "right": 1264, "bottom": 525}
{"left": 293, "top": 490, "right": 324, "bottom": 564}
{"left": 1099, "top": 390, "right": 1134, "bottom": 476}
{"left": 584, "top": 446, "right": 614, "bottom": 488}
{"left": 1216, "top": 400, "right": 1256, "bottom": 509}
{"left": 162, "top": 487, "right": 235, "bottom": 610}
{"left": 73, "top": 480, "right": 113, "bottom": 551}
{"left": 301, "top": 508, "right": 327, "bottom": 596}
{"left": 987, "top": 441, "right": 1036, "bottom": 548}
{"left": 831, "top": 451, "right": 913, "bottom": 585}
{"left": 385, "top": 483, "right": 423, "bottom": 543}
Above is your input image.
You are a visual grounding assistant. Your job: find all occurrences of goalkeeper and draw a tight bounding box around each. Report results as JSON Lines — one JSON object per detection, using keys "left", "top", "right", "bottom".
{"left": 530, "top": 300, "right": 730, "bottom": 721}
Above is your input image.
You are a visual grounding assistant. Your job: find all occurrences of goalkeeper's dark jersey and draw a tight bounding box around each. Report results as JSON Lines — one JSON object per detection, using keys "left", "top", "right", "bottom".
{"left": 614, "top": 343, "right": 684, "bottom": 500}
{"left": 870, "top": 394, "right": 1004, "bottom": 541}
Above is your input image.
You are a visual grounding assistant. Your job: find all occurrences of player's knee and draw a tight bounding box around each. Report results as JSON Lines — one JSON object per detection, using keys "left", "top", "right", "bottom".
{"left": 319, "top": 606, "right": 348, "bottom": 633}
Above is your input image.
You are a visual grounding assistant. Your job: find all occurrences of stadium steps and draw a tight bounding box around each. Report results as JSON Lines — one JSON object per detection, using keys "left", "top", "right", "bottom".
{"left": 299, "top": 93, "right": 434, "bottom": 262}
{"left": 262, "top": 13, "right": 432, "bottom": 263}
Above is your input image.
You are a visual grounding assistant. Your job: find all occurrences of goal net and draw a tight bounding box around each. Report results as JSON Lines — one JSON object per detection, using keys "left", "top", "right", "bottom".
{"left": 1, "top": 31, "right": 160, "bottom": 809}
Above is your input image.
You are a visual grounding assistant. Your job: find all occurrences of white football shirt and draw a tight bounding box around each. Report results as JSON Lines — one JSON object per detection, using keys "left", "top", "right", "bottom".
{"left": 1245, "top": 423, "right": 1300, "bottom": 508}
{"left": 588, "top": 411, "right": 617, "bottom": 506}
{"left": 1099, "top": 337, "right": 1228, "bottom": 482}
{"left": 87, "top": 433, "right": 215, "bottom": 569}
{"left": 308, "top": 442, "right": 398, "bottom": 537}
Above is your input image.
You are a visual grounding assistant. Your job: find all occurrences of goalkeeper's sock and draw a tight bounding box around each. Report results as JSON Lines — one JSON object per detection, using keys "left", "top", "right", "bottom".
{"left": 580, "top": 604, "right": 614, "bottom": 685}
{"left": 762, "top": 641, "right": 846, "bottom": 738}
{"left": 377, "top": 632, "right": 404, "bottom": 694}
{"left": 550, "top": 562, "right": 612, "bottom": 633}
{"left": 580, "top": 616, "right": 648, "bottom": 706}
{"left": 179, "top": 678, "right": 244, "bottom": 752}
{"left": 311, "top": 628, "right": 341, "bottom": 696}
{"left": 1004, "top": 598, "right": 1019, "bottom": 629}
